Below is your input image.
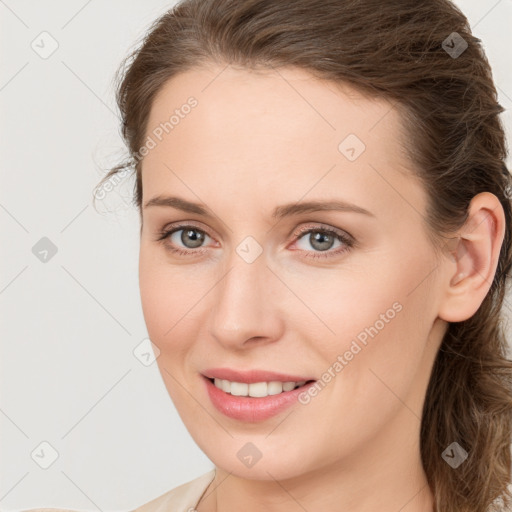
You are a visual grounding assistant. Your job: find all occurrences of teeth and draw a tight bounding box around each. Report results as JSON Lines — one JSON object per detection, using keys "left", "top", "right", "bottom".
{"left": 230, "top": 382, "right": 248, "bottom": 396}
{"left": 213, "top": 378, "right": 307, "bottom": 397}
{"left": 248, "top": 381, "right": 267, "bottom": 397}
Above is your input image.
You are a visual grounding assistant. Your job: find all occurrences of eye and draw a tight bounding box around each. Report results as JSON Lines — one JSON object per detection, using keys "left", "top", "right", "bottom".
{"left": 156, "top": 223, "right": 213, "bottom": 256}
{"left": 156, "top": 222, "right": 355, "bottom": 260}
{"left": 290, "top": 225, "right": 354, "bottom": 260}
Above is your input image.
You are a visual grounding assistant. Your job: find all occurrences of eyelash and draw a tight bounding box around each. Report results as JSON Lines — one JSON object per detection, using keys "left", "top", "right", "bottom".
{"left": 156, "top": 222, "right": 355, "bottom": 260}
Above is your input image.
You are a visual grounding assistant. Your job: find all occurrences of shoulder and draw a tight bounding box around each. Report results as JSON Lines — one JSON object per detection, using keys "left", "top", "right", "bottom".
{"left": 18, "top": 469, "right": 216, "bottom": 512}
{"left": 132, "top": 469, "right": 216, "bottom": 512}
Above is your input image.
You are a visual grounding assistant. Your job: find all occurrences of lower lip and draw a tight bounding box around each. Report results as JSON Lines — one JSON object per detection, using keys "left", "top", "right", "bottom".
{"left": 203, "top": 376, "right": 316, "bottom": 422}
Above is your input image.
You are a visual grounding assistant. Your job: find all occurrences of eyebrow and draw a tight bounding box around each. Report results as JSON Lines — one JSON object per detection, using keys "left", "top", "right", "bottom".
{"left": 143, "top": 195, "right": 375, "bottom": 219}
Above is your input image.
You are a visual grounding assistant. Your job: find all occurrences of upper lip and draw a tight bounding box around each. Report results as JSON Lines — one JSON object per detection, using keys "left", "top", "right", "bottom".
{"left": 202, "top": 368, "right": 316, "bottom": 384}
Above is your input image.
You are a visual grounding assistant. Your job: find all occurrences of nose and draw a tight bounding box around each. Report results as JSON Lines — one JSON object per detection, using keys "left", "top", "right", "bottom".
{"left": 208, "top": 252, "right": 284, "bottom": 350}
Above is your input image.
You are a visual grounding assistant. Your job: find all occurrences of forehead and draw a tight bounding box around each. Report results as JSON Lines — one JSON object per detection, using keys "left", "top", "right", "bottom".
{"left": 145, "top": 64, "right": 403, "bottom": 153}
{"left": 141, "top": 64, "right": 426, "bottom": 223}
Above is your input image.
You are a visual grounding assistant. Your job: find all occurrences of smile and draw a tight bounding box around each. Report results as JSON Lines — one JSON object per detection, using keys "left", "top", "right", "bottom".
{"left": 202, "top": 375, "right": 317, "bottom": 422}
{"left": 211, "top": 378, "right": 310, "bottom": 397}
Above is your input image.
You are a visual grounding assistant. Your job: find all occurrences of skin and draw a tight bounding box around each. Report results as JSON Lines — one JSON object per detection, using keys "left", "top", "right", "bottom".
{"left": 138, "top": 64, "right": 505, "bottom": 512}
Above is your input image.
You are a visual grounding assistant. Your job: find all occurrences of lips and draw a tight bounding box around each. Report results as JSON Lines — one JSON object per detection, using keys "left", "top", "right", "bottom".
{"left": 199, "top": 367, "right": 318, "bottom": 421}
{"left": 202, "top": 375, "right": 317, "bottom": 421}
{"left": 201, "top": 367, "right": 316, "bottom": 384}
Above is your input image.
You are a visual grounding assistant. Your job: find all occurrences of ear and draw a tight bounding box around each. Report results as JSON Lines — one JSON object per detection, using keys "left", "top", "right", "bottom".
{"left": 438, "top": 192, "right": 506, "bottom": 323}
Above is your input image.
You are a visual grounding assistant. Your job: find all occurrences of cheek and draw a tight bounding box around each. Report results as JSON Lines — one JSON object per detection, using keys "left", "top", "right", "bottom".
{"left": 139, "top": 263, "right": 166, "bottom": 339}
{"left": 281, "top": 266, "right": 411, "bottom": 355}
{"left": 139, "top": 250, "right": 202, "bottom": 408}
{"left": 290, "top": 244, "right": 436, "bottom": 382}
{"left": 138, "top": 245, "right": 213, "bottom": 354}
{"left": 139, "top": 246, "right": 182, "bottom": 341}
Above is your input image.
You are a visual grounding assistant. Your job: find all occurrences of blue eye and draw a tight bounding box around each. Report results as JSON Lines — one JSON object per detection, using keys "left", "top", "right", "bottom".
{"left": 156, "top": 223, "right": 355, "bottom": 260}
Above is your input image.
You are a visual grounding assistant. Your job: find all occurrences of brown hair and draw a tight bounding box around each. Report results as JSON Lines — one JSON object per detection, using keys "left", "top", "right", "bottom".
{"left": 95, "top": 1, "right": 512, "bottom": 510}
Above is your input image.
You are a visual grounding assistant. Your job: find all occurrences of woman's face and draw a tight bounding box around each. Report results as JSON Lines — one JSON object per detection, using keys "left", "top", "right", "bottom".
{"left": 139, "top": 64, "right": 450, "bottom": 480}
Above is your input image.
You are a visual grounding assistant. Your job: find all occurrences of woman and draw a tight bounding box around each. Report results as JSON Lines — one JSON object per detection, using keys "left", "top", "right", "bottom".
{"left": 26, "top": 0, "right": 512, "bottom": 511}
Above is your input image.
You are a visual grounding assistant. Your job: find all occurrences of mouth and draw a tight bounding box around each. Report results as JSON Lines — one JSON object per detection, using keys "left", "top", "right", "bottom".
{"left": 202, "top": 374, "right": 317, "bottom": 422}
{"left": 204, "top": 376, "right": 316, "bottom": 397}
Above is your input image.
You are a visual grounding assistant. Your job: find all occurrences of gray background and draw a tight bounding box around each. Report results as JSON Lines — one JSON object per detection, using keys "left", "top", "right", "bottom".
{"left": 1, "top": 0, "right": 511, "bottom": 510}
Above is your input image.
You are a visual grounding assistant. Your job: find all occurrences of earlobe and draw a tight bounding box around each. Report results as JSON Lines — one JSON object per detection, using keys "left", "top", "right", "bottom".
{"left": 438, "top": 192, "right": 505, "bottom": 323}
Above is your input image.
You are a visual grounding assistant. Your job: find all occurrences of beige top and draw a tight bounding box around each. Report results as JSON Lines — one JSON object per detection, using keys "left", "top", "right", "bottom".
{"left": 21, "top": 469, "right": 216, "bottom": 512}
